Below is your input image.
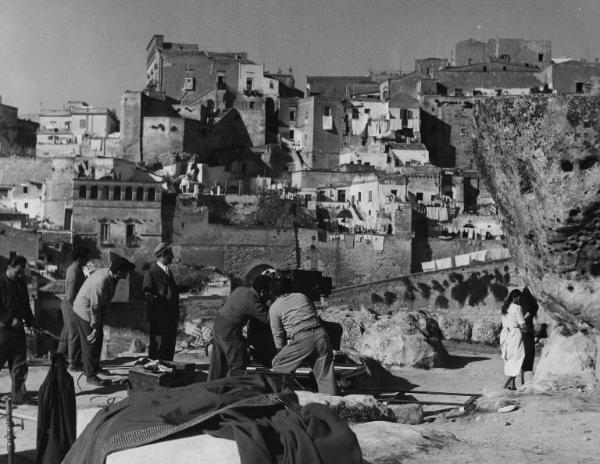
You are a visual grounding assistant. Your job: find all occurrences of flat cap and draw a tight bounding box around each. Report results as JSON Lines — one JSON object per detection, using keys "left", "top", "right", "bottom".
{"left": 154, "top": 242, "right": 173, "bottom": 257}
{"left": 110, "top": 256, "right": 135, "bottom": 274}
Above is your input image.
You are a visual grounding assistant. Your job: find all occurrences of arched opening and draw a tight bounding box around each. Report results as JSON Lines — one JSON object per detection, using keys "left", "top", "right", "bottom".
{"left": 90, "top": 185, "right": 98, "bottom": 199}
{"left": 101, "top": 186, "right": 109, "bottom": 200}
{"left": 113, "top": 186, "right": 121, "bottom": 201}
{"left": 136, "top": 187, "right": 144, "bottom": 201}
{"left": 124, "top": 186, "right": 133, "bottom": 201}
{"left": 337, "top": 209, "right": 354, "bottom": 232}
{"left": 78, "top": 185, "right": 87, "bottom": 199}
{"left": 148, "top": 188, "right": 156, "bottom": 202}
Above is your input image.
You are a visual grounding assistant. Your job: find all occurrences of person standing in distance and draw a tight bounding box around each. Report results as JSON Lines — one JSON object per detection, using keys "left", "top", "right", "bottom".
{"left": 143, "top": 243, "right": 188, "bottom": 361}
{"left": 57, "top": 247, "right": 89, "bottom": 371}
{"left": 73, "top": 256, "right": 135, "bottom": 386}
{"left": 0, "top": 256, "right": 35, "bottom": 403}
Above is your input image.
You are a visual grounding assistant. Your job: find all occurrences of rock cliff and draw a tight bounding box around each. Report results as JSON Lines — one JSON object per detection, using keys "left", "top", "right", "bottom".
{"left": 474, "top": 96, "right": 600, "bottom": 332}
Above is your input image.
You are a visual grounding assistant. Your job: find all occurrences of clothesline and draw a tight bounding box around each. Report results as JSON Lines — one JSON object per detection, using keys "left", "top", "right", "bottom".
{"left": 421, "top": 247, "right": 511, "bottom": 272}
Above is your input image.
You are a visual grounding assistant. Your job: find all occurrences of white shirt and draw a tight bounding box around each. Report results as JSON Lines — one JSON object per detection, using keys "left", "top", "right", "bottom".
{"left": 156, "top": 261, "right": 170, "bottom": 275}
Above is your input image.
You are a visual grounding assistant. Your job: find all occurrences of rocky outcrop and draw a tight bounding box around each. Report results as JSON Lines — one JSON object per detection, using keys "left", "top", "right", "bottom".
{"left": 474, "top": 95, "right": 600, "bottom": 385}
{"left": 319, "top": 305, "right": 377, "bottom": 348}
{"left": 474, "top": 96, "right": 600, "bottom": 331}
{"left": 355, "top": 312, "right": 448, "bottom": 368}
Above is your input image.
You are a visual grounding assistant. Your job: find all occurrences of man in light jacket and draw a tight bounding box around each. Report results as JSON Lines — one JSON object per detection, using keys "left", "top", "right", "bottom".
{"left": 73, "top": 256, "right": 134, "bottom": 386}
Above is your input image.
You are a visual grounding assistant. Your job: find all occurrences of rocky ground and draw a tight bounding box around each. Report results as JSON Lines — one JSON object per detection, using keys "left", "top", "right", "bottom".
{"left": 1, "top": 342, "right": 599, "bottom": 463}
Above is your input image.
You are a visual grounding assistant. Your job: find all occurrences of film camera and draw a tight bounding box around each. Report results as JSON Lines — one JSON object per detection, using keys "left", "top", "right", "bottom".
{"left": 264, "top": 269, "right": 332, "bottom": 301}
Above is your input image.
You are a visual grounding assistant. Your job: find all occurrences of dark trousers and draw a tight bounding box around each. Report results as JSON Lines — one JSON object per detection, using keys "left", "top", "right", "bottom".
{"left": 272, "top": 327, "right": 337, "bottom": 395}
{"left": 207, "top": 317, "right": 247, "bottom": 381}
{"left": 73, "top": 314, "right": 103, "bottom": 378}
{"left": 0, "top": 326, "right": 28, "bottom": 399}
{"left": 148, "top": 322, "right": 177, "bottom": 361}
{"left": 58, "top": 303, "right": 82, "bottom": 367}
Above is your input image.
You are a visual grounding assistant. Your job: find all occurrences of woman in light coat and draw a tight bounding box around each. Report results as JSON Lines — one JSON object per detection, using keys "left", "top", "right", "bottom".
{"left": 500, "top": 289, "right": 526, "bottom": 390}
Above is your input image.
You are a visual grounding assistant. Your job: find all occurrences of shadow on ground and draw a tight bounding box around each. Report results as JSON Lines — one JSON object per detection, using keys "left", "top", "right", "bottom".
{"left": 444, "top": 354, "right": 491, "bottom": 369}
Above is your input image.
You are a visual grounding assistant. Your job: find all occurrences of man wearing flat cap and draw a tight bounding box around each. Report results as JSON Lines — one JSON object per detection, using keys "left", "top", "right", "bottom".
{"left": 73, "top": 256, "right": 135, "bottom": 386}
{"left": 143, "top": 242, "right": 188, "bottom": 361}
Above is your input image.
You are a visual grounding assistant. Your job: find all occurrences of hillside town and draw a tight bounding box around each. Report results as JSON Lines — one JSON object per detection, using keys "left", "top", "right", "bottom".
{"left": 2, "top": 30, "right": 600, "bottom": 463}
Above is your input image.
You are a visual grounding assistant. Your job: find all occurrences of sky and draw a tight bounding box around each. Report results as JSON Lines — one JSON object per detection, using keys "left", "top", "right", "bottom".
{"left": 1, "top": 0, "right": 600, "bottom": 115}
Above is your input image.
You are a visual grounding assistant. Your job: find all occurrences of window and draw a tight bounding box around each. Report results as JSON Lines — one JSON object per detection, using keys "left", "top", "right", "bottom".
{"left": 500, "top": 54, "right": 510, "bottom": 61}
{"left": 90, "top": 186, "right": 98, "bottom": 199}
{"left": 352, "top": 108, "right": 359, "bottom": 119}
{"left": 101, "top": 186, "right": 109, "bottom": 200}
{"left": 126, "top": 224, "right": 136, "bottom": 247}
{"left": 337, "top": 190, "right": 346, "bottom": 202}
{"left": 79, "top": 119, "right": 87, "bottom": 129}
{"left": 431, "top": 194, "right": 436, "bottom": 201}
{"left": 136, "top": 187, "right": 144, "bottom": 201}
{"left": 368, "top": 190, "right": 373, "bottom": 202}
{"left": 416, "top": 192, "right": 423, "bottom": 202}
{"left": 79, "top": 185, "right": 87, "bottom": 199}
{"left": 468, "top": 58, "right": 472, "bottom": 65}
{"left": 24, "top": 202, "right": 28, "bottom": 209}
{"left": 502, "top": 66, "right": 507, "bottom": 71}
{"left": 391, "top": 189, "right": 397, "bottom": 197}
{"left": 538, "top": 54, "right": 544, "bottom": 62}
{"left": 576, "top": 82, "right": 585, "bottom": 93}
{"left": 124, "top": 187, "right": 132, "bottom": 201}
{"left": 364, "top": 108, "right": 370, "bottom": 114}
{"left": 289, "top": 130, "right": 294, "bottom": 139}
{"left": 324, "top": 106, "right": 332, "bottom": 116}
{"left": 455, "top": 88, "right": 464, "bottom": 97}
{"left": 113, "top": 186, "right": 121, "bottom": 201}
{"left": 482, "top": 66, "right": 487, "bottom": 72}
{"left": 358, "top": 192, "right": 362, "bottom": 202}
{"left": 217, "top": 75, "right": 225, "bottom": 89}
{"left": 289, "top": 110, "right": 296, "bottom": 121}
{"left": 249, "top": 101, "right": 255, "bottom": 110}
{"left": 246, "top": 78, "right": 253, "bottom": 91}
{"left": 304, "top": 110, "right": 309, "bottom": 121}
{"left": 100, "top": 223, "right": 110, "bottom": 243}
{"left": 269, "top": 81, "right": 274, "bottom": 89}
{"left": 148, "top": 188, "right": 156, "bottom": 202}
{"left": 183, "top": 76, "right": 195, "bottom": 91}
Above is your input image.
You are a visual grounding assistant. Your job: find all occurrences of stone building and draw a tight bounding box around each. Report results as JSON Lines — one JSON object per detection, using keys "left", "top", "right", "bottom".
{"left": 455, "top": 38, "right": 552, "bottom": 68}
{"left": 537, "top": 60, "right": 600, "bottom": 94}
{"left": 0, "top": 96, "right": 38, "bottom": 157}
{"left": 3, "top": 181, "right": 44, "bottom": 220}
{"left": 37, "top": 101, "right": 119, "bottom": 157}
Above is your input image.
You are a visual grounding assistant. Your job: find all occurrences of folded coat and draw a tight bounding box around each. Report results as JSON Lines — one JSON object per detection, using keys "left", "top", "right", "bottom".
{"left": 62, "top": 375, "right": 362, "bottom": 464}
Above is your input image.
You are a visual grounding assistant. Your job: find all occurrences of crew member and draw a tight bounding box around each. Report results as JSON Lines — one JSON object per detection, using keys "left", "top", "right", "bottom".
{"left": 73, "top": 256, "right": 135, "bottom": 386}
{"left": 207, "top": 275, "right": 271, "bottom": 380}
{"left": 269, "top": 275, "right": 336, "bottom": 395}
{"left": 143, "top": 242, "right": 188, "bottom": 361}
{"left": 0, "top": 255, "right": 35, "bottom": 403}
{"left": 57, "top": 247, "right": 89, "bottom": 371}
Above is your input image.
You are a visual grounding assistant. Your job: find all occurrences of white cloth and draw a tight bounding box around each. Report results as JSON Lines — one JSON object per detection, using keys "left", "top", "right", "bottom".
{"left": 372, "top": 235, "right": 384, "bottom": 251}
{"left": 472, "top": 250, "right": 488, "bottom": 262}
{"left": 322, "top": 115, "right": 333, "bottom": 130}
{"left": 500, "top": 303, "right": 525, "bottom": 376}
{"left": 454, "top": 253, "right": 471, "bottom": 267}
{"left": 434, "top": 257, "right": 453, "bottom": 270}
{"left": 421, "top": 261, "right": 436, "bottom": 272}
{"left": 156, "top": 261, "right": 170, "bottom": 275}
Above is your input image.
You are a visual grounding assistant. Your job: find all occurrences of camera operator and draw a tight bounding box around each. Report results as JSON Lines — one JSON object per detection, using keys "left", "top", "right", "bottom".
{"left": 269, "top": 273, "right": 337, "bottom": 395}
{"left": 207, "top": 275, "right": 271, "bottom": 380}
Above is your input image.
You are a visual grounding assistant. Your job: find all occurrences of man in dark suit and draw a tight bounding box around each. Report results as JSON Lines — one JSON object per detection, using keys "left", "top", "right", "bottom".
{"left": 143, "top": 243, "right": 187, "bottom": 361}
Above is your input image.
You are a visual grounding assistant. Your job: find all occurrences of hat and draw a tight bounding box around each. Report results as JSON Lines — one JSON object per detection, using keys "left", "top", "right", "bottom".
{"left": 154, "top": 242, "right": 173, "bottom": 257}
{"left": 110, "top": 256, "right": 135, "bottom": 274}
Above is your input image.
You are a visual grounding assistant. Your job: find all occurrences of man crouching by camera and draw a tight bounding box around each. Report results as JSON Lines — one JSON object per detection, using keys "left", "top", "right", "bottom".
{"left": 269, "top": 273, "right": 337, "bottom": 395}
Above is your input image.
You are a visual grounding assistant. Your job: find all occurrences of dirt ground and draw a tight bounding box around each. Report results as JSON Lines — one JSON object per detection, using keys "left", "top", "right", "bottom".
{"left": 1, "top": 342, "right": 599, "bottom": 463}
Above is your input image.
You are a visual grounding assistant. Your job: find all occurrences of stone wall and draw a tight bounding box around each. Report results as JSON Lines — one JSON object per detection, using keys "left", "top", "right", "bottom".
{"left": 0, "top": 223, "right": 39, "bottom": 262}
{"left": 325, "top": 259, "right": 554, "bottom": 341}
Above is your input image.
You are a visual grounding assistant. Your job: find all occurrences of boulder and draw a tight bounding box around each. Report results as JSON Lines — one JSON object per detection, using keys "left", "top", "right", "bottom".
{"left": 351, "top": 421, "right": 458, "bottom": 463}
{"left": 471, "top": 321, "right": 501, "bottom": 345}
{"left": 388, "top": 403, "right": 423, "bottom": 425}
{"left": 319, "top": 305, "right": 377, "bottom": 348}
{"left": 437, "top": 315, "right": 473, "bottom": 342}
{"left": 474, "top": 95, "right": 600, "bottom": 385}
{"left": 356, "top": 312, "right": 448, "bottom": 368}
{"left": 533, "top": 330, "right": 600, "bottom": 388}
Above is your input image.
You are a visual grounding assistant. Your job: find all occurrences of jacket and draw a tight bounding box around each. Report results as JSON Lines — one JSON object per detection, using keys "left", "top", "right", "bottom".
{"left": 72, "top": 268, "right": 117, "bottom": 329}
{"left": 61, "top": 261, "right": 86, "bottom": 311}
{"left": 143, "top": 263, "right": 182, "bottom": 327}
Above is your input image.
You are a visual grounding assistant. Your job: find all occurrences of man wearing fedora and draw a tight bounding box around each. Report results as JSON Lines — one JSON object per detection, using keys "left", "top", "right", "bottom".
{"left": 73, "top": 256, "right": 135, "bottom": 386}
{"left": 144, "top": 242, "right": 188, "bottom": 361}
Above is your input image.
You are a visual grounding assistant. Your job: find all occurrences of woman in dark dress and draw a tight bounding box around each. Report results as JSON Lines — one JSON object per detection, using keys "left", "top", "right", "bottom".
{"left": 520, "top": 287, "right": 539, "bottom": 385}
